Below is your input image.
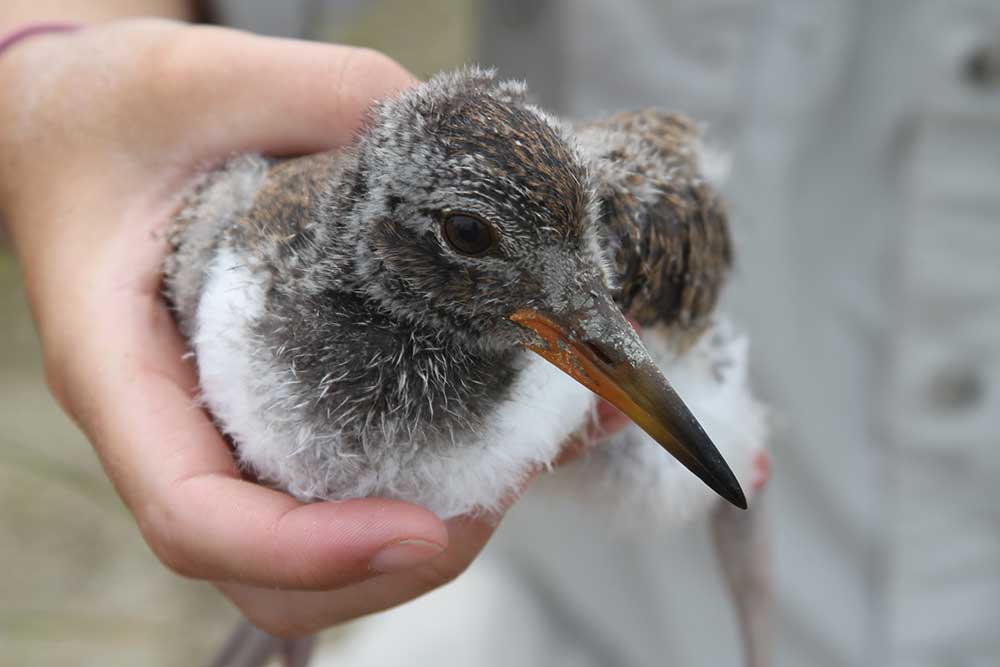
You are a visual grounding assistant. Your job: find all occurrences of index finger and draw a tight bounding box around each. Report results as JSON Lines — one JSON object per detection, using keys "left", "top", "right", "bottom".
{"left": 135, "top": 21, "right": 418, "bottom": 157}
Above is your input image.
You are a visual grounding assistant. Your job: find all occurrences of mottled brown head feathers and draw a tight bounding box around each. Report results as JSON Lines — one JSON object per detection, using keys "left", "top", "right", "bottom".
{"left": 432, "top": 92, "right": 590, "bottom": 239}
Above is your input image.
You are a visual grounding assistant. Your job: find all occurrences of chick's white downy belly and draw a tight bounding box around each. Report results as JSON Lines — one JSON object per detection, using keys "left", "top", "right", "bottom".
{"left": 192, "top": 247, "right": 596, "bottom": 519}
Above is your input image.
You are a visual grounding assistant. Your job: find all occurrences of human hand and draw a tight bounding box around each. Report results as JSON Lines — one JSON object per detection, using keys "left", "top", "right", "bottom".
{"left": 0, "top": 19, "right": 624, "bottom": 637}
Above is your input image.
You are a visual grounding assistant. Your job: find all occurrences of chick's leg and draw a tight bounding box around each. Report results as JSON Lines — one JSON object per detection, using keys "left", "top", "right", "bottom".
{"left": 711, "top": 451, "right": 771, "bottom": 667}
{"left": 211, "top": 619, "right": 317, "bottom": 667}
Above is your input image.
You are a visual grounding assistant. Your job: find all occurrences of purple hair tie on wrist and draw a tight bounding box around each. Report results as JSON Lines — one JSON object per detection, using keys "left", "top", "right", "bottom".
{"left": 0, "top": 22, "right": 80, "bottom": 58}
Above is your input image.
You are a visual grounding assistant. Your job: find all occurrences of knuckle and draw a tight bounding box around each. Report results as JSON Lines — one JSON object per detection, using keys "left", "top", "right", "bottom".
{"left": 136, "top": 24, "right": 219, "bottom": 101}
{"left": 140, "top": 29, "right": 198, "bottom": 94}
{"left": 137, "top": 501, "right": 202, "bottom": 580}
{"left": 339, "top": 47, "right": 411, "bottom": 91}
{"left": 353, "top": 47, "right": 402, "bottom": 72}
{"left": 156, "top": 547, "right": 198, "bottom": 579}
{"left": 40, "top": 357, "right": 71, "bottom": 413}
{"left": 40, "top": 342, "right": 93, "bottom": 427}
{"left": 150, "top": 535, "right": 199, "bottom": 579}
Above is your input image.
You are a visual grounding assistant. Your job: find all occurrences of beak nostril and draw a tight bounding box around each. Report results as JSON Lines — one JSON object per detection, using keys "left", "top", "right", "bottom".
{"left": 586, "top": 341, "right": 615, "bottom": 367}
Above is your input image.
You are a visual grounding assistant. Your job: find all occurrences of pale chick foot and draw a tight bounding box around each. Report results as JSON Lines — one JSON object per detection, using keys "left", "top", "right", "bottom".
{"left": 751, "top": 449, "right": 772, "bottom": 493}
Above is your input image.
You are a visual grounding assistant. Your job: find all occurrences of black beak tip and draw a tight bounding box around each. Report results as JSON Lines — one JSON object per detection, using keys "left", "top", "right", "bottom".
{"left": 686, "top": 439, "right": 749, "bottom": 510}
{"left": 701, "top": 458, "right": 748, "bottom": 510}
{"left": 724, "top": 481, "right": 749, "bottom": 510}
{"left": 672, "top": 423, "right": 750, "bottom": 510}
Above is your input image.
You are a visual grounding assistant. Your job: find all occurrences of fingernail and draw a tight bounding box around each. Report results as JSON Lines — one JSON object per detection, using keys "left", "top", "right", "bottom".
{"left": 369, "top": 539, "right": 445, "bottom": 574}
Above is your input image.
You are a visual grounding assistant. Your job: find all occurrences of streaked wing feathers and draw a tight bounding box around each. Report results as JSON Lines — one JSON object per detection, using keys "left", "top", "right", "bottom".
{"left": 579, "top": 111, "right": 731, "bottom": 331}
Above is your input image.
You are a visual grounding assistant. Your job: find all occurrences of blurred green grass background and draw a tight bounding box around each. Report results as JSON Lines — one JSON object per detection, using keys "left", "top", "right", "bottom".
{"left": 0, "top": 2, "right": 474, "bottom": 664}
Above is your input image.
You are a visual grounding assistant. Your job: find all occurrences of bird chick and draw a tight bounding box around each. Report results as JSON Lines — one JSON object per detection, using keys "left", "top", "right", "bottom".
{"left": 164, "top": 67, "right": 748, "bottom": 519}
{"left": 166, "top": 67, "right": 771, "bottom": 667}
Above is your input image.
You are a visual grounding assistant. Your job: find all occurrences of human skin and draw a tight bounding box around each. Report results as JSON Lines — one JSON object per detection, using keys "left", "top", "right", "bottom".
{"left": 0, "top": 15, "right": 626, "bottom": 637}
{"left": 0, "top": 0, "right": 192, "bottom": 32}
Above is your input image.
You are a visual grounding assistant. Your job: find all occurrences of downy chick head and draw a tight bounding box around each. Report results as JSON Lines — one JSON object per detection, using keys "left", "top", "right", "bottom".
{"left": 346, "top": 67, "right": 610, "bottom": 349}
{"left": 332, "top": 67, "right": 747, "bottom": 509}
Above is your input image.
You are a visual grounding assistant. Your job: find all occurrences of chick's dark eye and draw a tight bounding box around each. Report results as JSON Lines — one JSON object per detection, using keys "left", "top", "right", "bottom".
{"left": 442, "top": 214, "right": 497, "bottom": 256}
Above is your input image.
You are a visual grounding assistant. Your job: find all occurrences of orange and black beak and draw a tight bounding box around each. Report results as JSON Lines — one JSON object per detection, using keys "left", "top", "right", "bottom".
{"left": 511, "top": 290, "right": 747, "bottom": 509}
